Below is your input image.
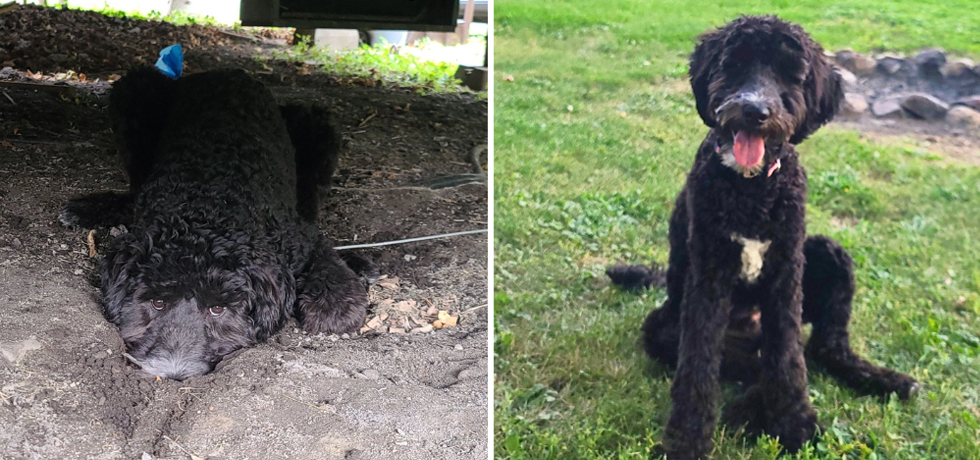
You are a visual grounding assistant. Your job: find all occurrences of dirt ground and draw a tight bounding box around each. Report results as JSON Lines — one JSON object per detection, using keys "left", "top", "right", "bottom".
{"left": 0, "top": 7, "right": 488, "bottom": 460}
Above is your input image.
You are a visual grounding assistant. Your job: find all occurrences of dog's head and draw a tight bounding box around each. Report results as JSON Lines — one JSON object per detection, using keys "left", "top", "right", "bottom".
{"left": 100, "top": 219, "right": 292, "bottom": 380}
{"left": 689, "top": 15, "right": 843, "bottom": 177}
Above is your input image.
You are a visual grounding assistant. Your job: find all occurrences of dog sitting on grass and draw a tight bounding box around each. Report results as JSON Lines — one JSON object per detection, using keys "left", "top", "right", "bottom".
{"left": 63, "top": 68, "right": 368, "bottom": 380}
{"left": 607, "top": 16, "right": 919, "bottom": 459}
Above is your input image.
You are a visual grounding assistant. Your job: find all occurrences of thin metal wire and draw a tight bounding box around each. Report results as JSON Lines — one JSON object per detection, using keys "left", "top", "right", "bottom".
{"left": 333, "top": 229, "right": 488, "bottom": 250}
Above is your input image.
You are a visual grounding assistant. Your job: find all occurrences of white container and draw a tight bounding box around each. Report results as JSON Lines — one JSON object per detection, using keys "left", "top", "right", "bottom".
{"left": 368, "top": 30, "right": 409, "bottom": 46}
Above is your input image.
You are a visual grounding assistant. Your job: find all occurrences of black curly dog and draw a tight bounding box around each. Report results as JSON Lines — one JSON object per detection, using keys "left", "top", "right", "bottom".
{"left": 607, "top": 16, "right": 919, "bottom": 458}
{"left": 62, "top": 68, "right": 369, "bottom": 380}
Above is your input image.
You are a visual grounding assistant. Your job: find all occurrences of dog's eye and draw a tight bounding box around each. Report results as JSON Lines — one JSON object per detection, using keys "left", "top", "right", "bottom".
{"left": 150, "top": 300, "right": 166, "bottom": 311}
{"left": 209, "top": 306, "right": 226, "bottom": 316}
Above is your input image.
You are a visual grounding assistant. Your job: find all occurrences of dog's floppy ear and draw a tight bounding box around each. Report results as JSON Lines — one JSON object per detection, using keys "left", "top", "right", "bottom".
{"left": 689, "top": 29, "right": 726, "bottom": 127}
{"left": 245, "top": 260, "right": 294, "bottom": 341}
{"left": 100, "top": 232, "right": 145, "bottom": 324}
{"left": 790, "top": 47, "right": 843, "bottom": 144}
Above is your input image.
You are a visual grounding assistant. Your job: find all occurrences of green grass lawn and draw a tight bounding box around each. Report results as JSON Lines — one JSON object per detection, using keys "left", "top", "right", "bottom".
{"left": 493, "top": 1, "right": 980, "bottom": 458}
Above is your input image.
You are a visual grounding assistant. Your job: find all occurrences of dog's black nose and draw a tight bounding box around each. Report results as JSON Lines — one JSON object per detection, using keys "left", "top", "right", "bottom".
{"left": 742, "top": 103, "right": 770, "bottom": 124}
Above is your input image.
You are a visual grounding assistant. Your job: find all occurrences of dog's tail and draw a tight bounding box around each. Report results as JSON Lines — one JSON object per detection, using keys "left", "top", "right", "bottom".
{"left": 606, "top": 263, "right": 667, "bottom": 291}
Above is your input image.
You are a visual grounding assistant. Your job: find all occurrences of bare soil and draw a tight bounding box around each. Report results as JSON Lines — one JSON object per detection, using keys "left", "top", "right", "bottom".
{"left": 0, "top": 7, "right": 488, "bottom": 460}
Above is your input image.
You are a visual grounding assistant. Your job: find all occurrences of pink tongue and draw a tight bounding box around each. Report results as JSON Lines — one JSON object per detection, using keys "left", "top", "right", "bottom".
{"left": 733, "top": 130, "right": 765, "bottom": 167}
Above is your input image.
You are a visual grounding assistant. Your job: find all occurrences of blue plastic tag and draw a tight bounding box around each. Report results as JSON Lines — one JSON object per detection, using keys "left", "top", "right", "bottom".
{"left": 154, "top": 44, "right": 184, "bottom": 79}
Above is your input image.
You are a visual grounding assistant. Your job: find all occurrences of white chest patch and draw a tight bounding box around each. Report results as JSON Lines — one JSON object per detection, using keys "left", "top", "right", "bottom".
{"left": 731, "top": 234, "right": 771, "bottom": 283}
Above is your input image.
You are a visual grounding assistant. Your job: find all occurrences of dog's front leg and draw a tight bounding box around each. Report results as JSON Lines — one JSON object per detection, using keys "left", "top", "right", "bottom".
{"left": 294, "top": 238, "right": 369, "bottom": 334}
{"left": 663, "top": 233, "right": 740, "bottom": 460}
{"left": 756, "top": 235, "right": 818, "bottom": 452}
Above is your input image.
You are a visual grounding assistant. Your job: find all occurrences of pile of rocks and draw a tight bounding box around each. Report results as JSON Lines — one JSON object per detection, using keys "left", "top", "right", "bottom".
{"left": 832, "top": 48, "right": 980, "bottom": 129}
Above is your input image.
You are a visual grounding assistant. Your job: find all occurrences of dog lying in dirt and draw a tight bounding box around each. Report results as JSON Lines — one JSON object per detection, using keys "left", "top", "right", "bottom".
{"left": 63, "top": 68, "right": 369, "bottom": 380}
{"left": 608, "top": 16, "right": 919, "bottom": 458}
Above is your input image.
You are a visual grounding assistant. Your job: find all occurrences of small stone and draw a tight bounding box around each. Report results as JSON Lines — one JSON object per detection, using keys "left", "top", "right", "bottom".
{"left": 915, "top": 48, "right": 946, "bottom": 78}
{"left": 849, "top": 53, "right": 876, "bottom": 76}
{"left": 454, "top": 344, "right": 463, "bottom": 351}
{"left": 946, "top": 106, "right": 980, "bottom": 128}
{"left": 357, "top": 369, "right": 381, "bottom": 380}
{"left": 943, "top": 58, "right": 976, "bottom": 78}
{"left": 875, "top": 56, "right": 905, "bottom": 75}
{"left": 0, "top": 338, "right": 42, "bottom": 364}
{"left": 952, "top": 95, "right": 980, "bottom": 111}
{"left": 900, "top": 93, "right": 949, "bottom": 120}
{"left": 11, "top": 238, "right": 21, "bottom": 248}
{"left": 141, "top": 453, "right": 153, "bottom": 460}
{"left": 835, "top": 50, "right": 855, "bottom": 68}
{"left": 403, "top": 254, "right": 416, "bottom": 262}
{"left": 73, "top": 269, "right": 83, "bottom": 275}
{"left": 92, "top": 351, "right": 108, "bottom": 360}
{"left": 341, "top": 333, "right": 349, "bottom": 339}
{"left": 841, "top": 93, "right": 868, "bottom": 116}
{"left": 109, "top": 225, "right": 128, "bottom": 237}
{"left": 835, "top": 67, "right": 858, "bottom": 90}
{"left": 871, "top": 97, "right": 905, "bottom": 119}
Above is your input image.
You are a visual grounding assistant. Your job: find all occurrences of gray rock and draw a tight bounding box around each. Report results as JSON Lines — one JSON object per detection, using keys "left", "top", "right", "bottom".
{"left": 835, "top": 67, "right": 858, "bottom": 90}
{"left": 875, "top": 56, "right": 905, "bottom": 75}
{"left": 871, "top": 97, "right": 906, "bottom": 118}
{"left": 0, "top": 66, "right": 15, "bottom": 78}
{"left": 0, "top": 338, "right": 42, "bottom": 364}
{"left": 942, "top": 58, "right": 975, "bottom": 78}
{"left": 947, "top": 106, "right": 980, "bottom": 128}
{"left": 835, "top": 50, "right": 855, "bottom": 68}
{"left": 915, "top": 48, "right": 946, "bottom": 79}
{"left": 900, "top": 93, "right": 950, "bottom": 120}
{"left": 952, "top": 95, "right": 980, "bottom": 111}
{"left": 841, "top": 93, "right": 868, "bottom": 116}
{"left": 835, "top": 50, "right": 874, "bottom": 76}
{"left": 852, "top": 53, "right": 876, "bottom": 76}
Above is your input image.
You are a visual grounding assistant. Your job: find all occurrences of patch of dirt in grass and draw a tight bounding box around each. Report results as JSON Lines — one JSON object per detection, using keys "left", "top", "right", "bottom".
{"left": 833, "top": 119, "right": 980, "bottom": 166}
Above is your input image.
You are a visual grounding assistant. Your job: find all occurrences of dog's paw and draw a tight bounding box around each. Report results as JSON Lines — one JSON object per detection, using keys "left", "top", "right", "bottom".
{"left": 766, "top": 405, "right": 819, "bottom": 453}
{"left": 296, "top": 291, "right": 367, "bottom": 335}
{"left": 60, "top": 192, "right": 134, "bottom": 230}
{"left": 721, "top": 384, "right": 767, "bottom": 436}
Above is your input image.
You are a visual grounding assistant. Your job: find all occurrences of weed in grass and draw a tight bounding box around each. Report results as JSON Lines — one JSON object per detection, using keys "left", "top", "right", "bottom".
{"left": 274, "top": 37, "right": 464, "bottom": 92}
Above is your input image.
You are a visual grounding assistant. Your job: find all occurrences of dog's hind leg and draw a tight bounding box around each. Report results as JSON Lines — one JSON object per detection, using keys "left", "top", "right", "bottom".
{"left": 280, "top": 103, "right": 341, "bottom": 223}
{"left": 802, "top": 236, "right": 920, "bottom": 400}
{"left": 294, "top": 239, "right": 368, "bottom": 334}
{"left": 61, "top": 68, "right": 175, "bottom": 230}
{"left": 108, "top": 67, "right": 177, "bottom": 194}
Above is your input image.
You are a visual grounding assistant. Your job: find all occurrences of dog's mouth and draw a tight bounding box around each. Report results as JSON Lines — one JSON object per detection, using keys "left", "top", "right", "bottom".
{"left": 715, "top": 129, "right": 779, "bottom": 179}
{"left": 731, "top": 130, "right": 765, "bottom": 168}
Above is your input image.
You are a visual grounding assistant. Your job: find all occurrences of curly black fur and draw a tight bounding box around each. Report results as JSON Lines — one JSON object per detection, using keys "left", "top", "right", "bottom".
{"left": 65, "top": 68, "right": 368, "bottom": 380}
{"left": 606, "top": 16, "right": 919, "bottom": 458}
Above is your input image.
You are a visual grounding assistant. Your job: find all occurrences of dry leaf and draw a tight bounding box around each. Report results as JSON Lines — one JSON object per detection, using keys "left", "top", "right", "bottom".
{"left": 366, "top": 316, "right": 382, "bottom": 329}
{"left": 503, "top": 75, "right": 515, "bottom": 82}
{"left": 437, "top": 310, "right": 458, "bottom": 327}
{"left": 433, "top": 320, "right": 444, "bottom": 329}
{"left": 86, "top": 230, "right": 97, "bottom": 257}
{"left": 410, "top": 325, "right": 433, "bottom": 334}
{"left": 377, "top": 277, "right": 399, "bottom": 290}
{"left": 389, "top": 327, "right": 405, "bottom": 334}
{"left": 394, "top": 300, "right": 417, "bottom": 312}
